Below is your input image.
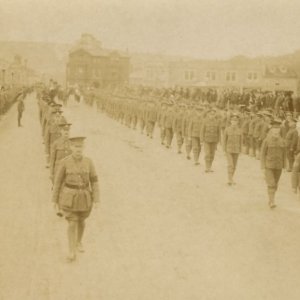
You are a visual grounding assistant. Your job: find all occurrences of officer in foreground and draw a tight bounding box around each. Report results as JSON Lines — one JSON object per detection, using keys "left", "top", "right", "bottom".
{"left": 52, "top": 136, "right": 99, "bottom": 262}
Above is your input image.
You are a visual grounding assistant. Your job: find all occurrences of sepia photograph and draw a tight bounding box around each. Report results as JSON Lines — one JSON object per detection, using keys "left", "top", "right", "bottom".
{"left": 1, "top": 0, "right": 300, "bottom": 299}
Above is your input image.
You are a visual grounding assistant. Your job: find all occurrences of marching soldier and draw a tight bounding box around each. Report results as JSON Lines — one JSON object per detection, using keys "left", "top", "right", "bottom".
{"left": 172, "top": 103, "right": 185, "bottom": 153}
{"left": 49, "top": 123, "right": 72, "bottom": 182}
{"left": 223, "top": 114, "right": 242, "bottom": 185}
{"left": 17, "top": 94, "right": 25, "bottom": 127}
{"left": 260, "top": 112, "right": 273, "bottom": 143}
{"left": 138, "top": 100, "right": 147, "bottom": 134}
{"left": 201, "top": 108, "right": 221, "bottom": 172}
{"left": 248, "top": 112, "right": 257, "bottom": 157}
{"left": 182, "top": 104, "right": 193, "bottom": 160}
{"left": 157, "top": 102, "right": 167, "bottom": 145}
{"left": 292, "top": 152, "right": 300, "bottom": 199}
{"left": 285, "top": 118, "right": 298, "bottom": 172}
{"left": 241, "top": 110, "right": 251, "bottom": 154}
{"left": 188, "top": 106, "right": 204, "bottom": 165}
{"left": 52, "top": 136, "right": 99, "bottom": 262}
{"left": 163, "top": 103, "right": 174, "bottom": 148}
{"left": 145, "top": 101, "right": 157, "bottom": 139}
{"left": 44, "top": 110, "right": 64, "bottom": 166}
{"left": 260, "top": 119, "right": 286, "bottom": 209}
{"left": 253, "top": 112, "right": 264, "bottom": 159}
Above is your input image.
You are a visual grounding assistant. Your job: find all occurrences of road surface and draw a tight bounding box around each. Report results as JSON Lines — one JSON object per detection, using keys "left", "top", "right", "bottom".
{"left": 1, "top": 94, "right": 300, "bottom": 300}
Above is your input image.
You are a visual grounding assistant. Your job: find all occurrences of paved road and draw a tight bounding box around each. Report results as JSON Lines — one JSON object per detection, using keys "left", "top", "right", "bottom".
{"left": 1, "top": 94, "right": 300, "bottom": 300}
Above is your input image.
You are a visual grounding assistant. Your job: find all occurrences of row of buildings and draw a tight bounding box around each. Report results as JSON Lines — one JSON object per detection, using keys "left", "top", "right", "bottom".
{"left": 66, "top": 34, "right": 299, "bottom": 94}
{"left": 0, "top": 55, "right": 39, "bottom": 87}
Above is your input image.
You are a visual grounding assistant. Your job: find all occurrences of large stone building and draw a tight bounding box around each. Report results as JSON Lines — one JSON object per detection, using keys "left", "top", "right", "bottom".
{"left": 0, "top": 55, "right": 38, "bottom": 87}
{"left": 129, "top": 55, "right": 299, "bottom": 94}
{"left": 66, "top": 34, "right": 130, "bottom": 88}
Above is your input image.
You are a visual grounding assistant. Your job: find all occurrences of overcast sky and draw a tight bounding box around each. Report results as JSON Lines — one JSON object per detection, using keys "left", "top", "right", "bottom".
{"left": 1, "top": 0, "right": 300, "bottom": 59}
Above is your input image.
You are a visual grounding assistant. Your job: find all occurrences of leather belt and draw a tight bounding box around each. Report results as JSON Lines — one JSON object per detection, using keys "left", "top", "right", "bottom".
{"left": 65, "top": 183, "right": 89, "bottom": 189}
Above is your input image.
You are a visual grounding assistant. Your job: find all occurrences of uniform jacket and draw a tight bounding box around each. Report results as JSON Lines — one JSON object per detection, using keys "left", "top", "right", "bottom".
{"left": 241, "top": 118, "right": 250, "bottom": 135}
{"left": 182, "top": 111, "right": 192, "bottom": 136}
{"left": 253, "top": 119, "right": 264, "bottom": 139}
{"left": 146, "top": 106, "right": 157, "bottom": 122}
{"left": 285, "top": 128, "right": 298, "bottom": 150}
{"left": 172, "top": 111, "right": 184, "bottom": 133}
{"left": 188, "top": 113, "right": 203, "bottom": 138}
{"left": 260, "top": 135, "right": 286, "bottom": 170}
{"left": 223, "top": 125, "right": 242, "bottom": 153}
{"left": 49, "top": 137, "right": 72, "bottom": 177}
{"left": 260, "top": 122, "right": 271, "bottom": 141}
{"left": 292, "top": 153, "right": 300, "bottom": 189}
{"left": 52, "top": 155, "right": 99, "bottom": 211}
{"left": 163, "top": 109, "right": 174, "bottom": 129}
{"left": 200, "top": 117, "right": 220, "bottom": 143}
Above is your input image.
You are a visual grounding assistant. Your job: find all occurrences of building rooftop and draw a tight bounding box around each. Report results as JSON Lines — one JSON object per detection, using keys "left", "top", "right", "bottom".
{"left": 69, "top": 34, "right": 129, "bottom": 58}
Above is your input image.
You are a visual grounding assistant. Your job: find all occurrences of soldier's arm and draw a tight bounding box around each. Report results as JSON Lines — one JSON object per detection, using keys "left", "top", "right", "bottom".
{"left": 217, "top": 122, "right": 221, "bottom": 143}
{"left": 283, "top": 144, "right": 287, "bottom": 170}
{"left": 52, "top": 162, "right": 66, "bottom": 204}
{"left": 49, "top": 143, "right": 57, "bottom": 178}
{"left": 260, "top": 140, "right": 267, "bottom": 169}
{"left": 200, "top": 121, "right": 205, "bottom": 142}
{"left": 89, "top": 160, "right": 100, "bottom": 203}
{"left": 188, "top": 119, "right": 193, "bottom": 138}
{"left": 292, "top": 131, "right": 299, "bottom": 150}
{"left": 292, "top": 155, "right": 300, "bottom": 190}
{"left": 223, "top": 129, "right": 228, "bottom": 152}
{"left": 172, "top": 115, "right": 177, "bottom": 132}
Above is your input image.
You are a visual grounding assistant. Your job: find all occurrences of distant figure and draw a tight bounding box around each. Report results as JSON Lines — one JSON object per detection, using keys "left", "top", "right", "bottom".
{"left": 17, "top": 95, "right": 25, "bottom": 127}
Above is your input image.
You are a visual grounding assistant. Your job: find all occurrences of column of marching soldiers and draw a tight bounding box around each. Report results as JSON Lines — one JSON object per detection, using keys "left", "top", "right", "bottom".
{"left": 35, "top": 83, "right": 300, "bottom": 211}
{"left": 36, "top": 86, "right": 100, "bottom": 262}
{"left": 84, "top": 88, "right": 300, "bottom": 210}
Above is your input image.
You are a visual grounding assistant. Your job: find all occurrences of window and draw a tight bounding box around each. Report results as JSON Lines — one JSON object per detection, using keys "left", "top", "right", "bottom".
{"left": 226, "top": 72, "right": 231, "bottom": 81}
{"left": 247, "top": 72, "right": 258, "bottom": 81}
{"left": 226, "top": 72, "right": 236, "bottom": 81}
{"left": 207, "top": 71, "right": 216, "bottom": 80}
{"left": 185, "top": 71, "right": 194, "bottom": 81}
{"left": 185, "top": 71, "right": 189, "bottom": 80}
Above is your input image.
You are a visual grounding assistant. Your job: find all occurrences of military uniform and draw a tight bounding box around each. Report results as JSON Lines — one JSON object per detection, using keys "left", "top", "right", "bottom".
{"left": 248, "top": 115, "right": 257, "bottom": 157}
{"left": 241, "top": 113, "right": 250, "bottom": 154}
{"left": 172, "top": 104, "right": 185, "bottom": 153}
{"left": 157, "top": 103, "right": 167, "bottom": 145}
{"left": 52, "top": 155, "right": 99, "bottom": 216}
{"left": 285, "top": 123, "right": 298, "bottom": 172}
{"left": 260, "top": 120, "right": 286, "bottom": 208}
{"left": 292, "top": 153, "right": 300, "bottom": 197}
{"left": 49, "top": 124, "right": 72, "bottom": 181}
{"left": 253, "top": 114, "right": 264, "bottom": 159}
{"left": 145, "top": 102, "right": 157, "bottom": 138}
{"left": 201, "top": 111, "right": 221, "bottom": 172}
{"left": 188, "top": 107, "right": 203, "bottom": 165}
{"left": 163, "top": 105, "right": 174, "bottom": 148}
{"left": 182, "top": 106, "right": 193, "bottom": 159}
{"left": 223, "top": 116, "right": 242, "bottom": 185}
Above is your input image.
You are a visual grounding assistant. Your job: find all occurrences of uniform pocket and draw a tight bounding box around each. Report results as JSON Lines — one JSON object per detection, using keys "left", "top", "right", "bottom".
{"left": 59, "top": 188, "right": 76, "bottom": 208}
